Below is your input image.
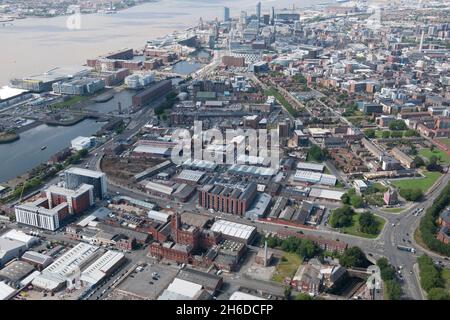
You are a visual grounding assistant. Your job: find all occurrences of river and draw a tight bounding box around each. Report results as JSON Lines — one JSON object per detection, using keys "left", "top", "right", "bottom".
{"left": 0, "top": 120, "right": 104, "bottom": 183}
{"left": 0, "top": 0, "right": 324, "bottom": 86}
{"left": 0, "top": 0, "right": 325, "bottom": 183}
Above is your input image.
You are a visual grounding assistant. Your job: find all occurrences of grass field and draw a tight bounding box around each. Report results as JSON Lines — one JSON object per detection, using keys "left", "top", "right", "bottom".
{"left": 391, "top": 171, "right": 442, "bottom": 193}
{"left": 340, "top": 213, "right": 385, "bottom": 239}
{"left": 272, "top": 252, "right": 302, "bottom": 283}
{"left": 50, "top": 95, "right": 90, "bottom": 109}
{"left": 418, "top": 148, "right": 450, "bottom": 164}
{"left": 266, "top": 87, "right": 298, "bottom": 117}
{"left": 382, "top": 208, "right": 405, "bottom": 214}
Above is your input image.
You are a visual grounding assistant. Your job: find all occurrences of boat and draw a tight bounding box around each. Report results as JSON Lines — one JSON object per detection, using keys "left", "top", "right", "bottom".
{"left": 41, "top": 146, "right": 47, "bottom": 150}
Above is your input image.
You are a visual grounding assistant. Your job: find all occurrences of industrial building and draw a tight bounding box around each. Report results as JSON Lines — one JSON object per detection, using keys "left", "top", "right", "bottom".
{"left": 210, "top": 220, "right": 256, "bottom": 244}
{"left": 64, "top": 167, "right": 107, "bottom": 200}
{"left": 158, "top": 278, "right": 211, "bottom": 300}
{"left": 71, "top": 136, "right": 94, "bottom": 151}
{"left": 32, "top": 243, "right": 100, "bottom": 292}
{"left": 52, "top": 78, "right": 105, "bottom": 95}
{"left": 199, "top": 183, "right": 258, "bottom": 216}
{"left": 132, "top": 80, "right": 173, "bottom": 109}
{"left": 245, "top": 193, "right": 272, "bottom": 221}
{"left": 293, "top": 170, "right": 337, "bottom": 186}
{"left": 79, "top": 250, "right": 125, "bottom": 287}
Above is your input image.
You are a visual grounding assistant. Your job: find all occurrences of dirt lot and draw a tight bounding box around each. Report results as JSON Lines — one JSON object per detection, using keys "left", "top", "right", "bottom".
{"left": 101, "top": 156, "right": 164, "bottom": 184}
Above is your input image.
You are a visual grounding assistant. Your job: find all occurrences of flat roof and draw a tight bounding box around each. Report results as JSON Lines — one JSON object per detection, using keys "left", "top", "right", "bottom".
{"left": 229, "top": 291, "right": 265, "bottom": 300}
{"left": 0, "top": 86, "right": 28, "bottom": 101}
{"left": 211, "top": 220, "right": 256, "bottom": 240}
{"left": 296, "top": 162, "right": 325, "bottom": 172}
{"left": 65, "top": 167, "right": 105, "bottom": 179}
{"left": 177, "top": 169, "right": 204, "bottom": 182}
{"left": 309, "top": 188, "right": 345, "bottom": 201}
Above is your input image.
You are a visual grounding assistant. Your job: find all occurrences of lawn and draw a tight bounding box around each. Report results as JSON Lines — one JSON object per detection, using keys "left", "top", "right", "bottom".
{"left": 418, "top": 148, "right": 450, "bottom": 164}
{"left": 266, "top": 87, "right": 298, "bottom": 117}
{"left": 391, "top": 171, "right": 442, "bottom": 193}
{"left": 272, "top": 252, "right": 302, "bottom": 283}
{"left": 50, "top": 95, "right": 91, "bottom": 109}
{"left": 340, "top": 213, "right": 385, "bottom": 239}
{"left": 382, "top": 208, "right": 405, "bottom": 214}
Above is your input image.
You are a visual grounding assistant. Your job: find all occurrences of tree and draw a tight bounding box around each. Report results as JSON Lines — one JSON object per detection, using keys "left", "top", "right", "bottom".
{"left": 307, "top": 145, "right": 327, "bottom": 162}
{"left": 399, "top": 188, "right": 423, "bottom": 202}
{"left": 364, "top": 129, "right": 376, "bottom": 139}
{"left": 295, "top": 293, "right": 313, "bottom": 300}
{"left": 341, "top": 193, "right": 350, "bottom": 205}
{"left": 390, "top": 131, "right": 403, "bottom": 138}
{"left": 426, "top": 155, "right": 442, "bottom": 172}
{"left": 339, "top": 246, "right": 368, "bottom": 268}
{"left": 412, "top": 156, "right": 425, "bottom": 168}
{"left": 359, "top": 212, "right": 380, "bottom": 235}
{"left": 350, "top": 195, "right": 364, "bottom": 208}
{"left": 377, "top": 258, "right": 396, "bottom": 281}
{"left": 385, "top": 280, "right": 402, "bottom": 300}
{"left": 389, "top": 120, "right": 407, "bottom": 131}
{"left": 427, "top": 288, "right": 450, "bottom": 300}
{"left": 404, "top": 129, "right": 418, "bottom": 137}
{"left": 284, "top": 286, "right": 292, "bottom": 300}
{"left": 329, "top": 205, "right": 354, "bottom": 228}
{"left": 382, "top": 131, "right": 390, "bottom": 139}
{"left": 417, "top": 255, "right": 445, "bottom": 292}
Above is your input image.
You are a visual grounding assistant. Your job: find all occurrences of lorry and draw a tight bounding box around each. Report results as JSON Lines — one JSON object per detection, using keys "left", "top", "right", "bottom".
{"left": 397, "top": 245, "right": 416, "bottom": 253}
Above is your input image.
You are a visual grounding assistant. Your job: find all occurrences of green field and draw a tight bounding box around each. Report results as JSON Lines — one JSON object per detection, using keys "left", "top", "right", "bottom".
{"left": 340, "top": 213, "right": 385, "bottom": 239}
{"left": 391, "top": 171, "right": 442, "bottom": 193}
{"left": 50, "top": 95, "right": 91, "bottom": 109}
{"left": 418, "top": 148, "right": 450, "bottom": 164}
{"left": 382, "top": 207, "right": 405, "bottom": 214}
{"left": 272, "top": 252, "right": 302, "bottom": 283}
{"left": 266, "top": 87, "right": 298, "bottom": 117}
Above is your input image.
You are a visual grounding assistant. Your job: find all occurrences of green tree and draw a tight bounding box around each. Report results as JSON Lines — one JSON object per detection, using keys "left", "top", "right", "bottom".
{"left": 399, "top": 188, "right": 423, "bottom": 202}
{"left": 350, "top": 195, "right": 364, "bottom": 208}
{"left": 385, "top": 280, "right": 402, "bottom": 300}
{"left": 329, "top": 205, "right": 354, "bottom": 228}
{"left": 427, "top": 288, "right": 450, "bottom": 300}
{"left": 339, "top": 246, "right": 368, "bottom": 268}
{"left": 389, "top": 120, "right": 407, "bottom": 131}
{"left": 295, "top": 293, "right": 313, "bottom": 300}
{"left": 413, "top": 156, "right": 425, "bottom": 168}
{"left": 359, "top": 212, "right": 379, "bottom": 235}
{"left": 307, "top": 145, "right": 327, "bottom": 162}
{"left": 364, "top": 129, "right": 376, "bottom": 139}
{"left": 382, "top": 131, "right": 391, "bottom": 139}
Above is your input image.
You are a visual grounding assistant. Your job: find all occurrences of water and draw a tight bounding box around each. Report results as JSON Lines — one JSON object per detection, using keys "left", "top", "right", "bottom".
{"left": 0, "top": 0, "right": 321, "bottom": 86}
{"left": 0, "top": 120, "right": 104, "bottom": 182}
{"left": 172, "top": 60, "right": 204, "bottom": 75}
{"left": 87, "top": 90, "right": 134, "bottom": 114}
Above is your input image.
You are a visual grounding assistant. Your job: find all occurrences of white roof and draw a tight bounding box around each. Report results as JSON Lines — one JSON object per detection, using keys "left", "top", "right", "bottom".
{"left": 296, "top": 162, "right": 325, "bottom": 172}
{"left": 309, "top": 188, "right": 345, "bottom": 201}
{"left": 1, "top": 229, "right": 38, "bottom": 247}
{"left": 71, "top": 136, "right": 91, "bottom": 145}
{"left": 65, "top": 167, "right": 105, "bottom": 179}
{"left": 0, "top": 86, "right": 27, "bottom": 101}
{"left": 177, "top": 169, "right": 204, "bottom": 182}
{"left": 19, "top": 270, "right": 41, "bottom": 287}
{"left": 0, "top": 238, "right": 26, "bottom": 260}
{"left": 229, "top": 291, "right": 265, "bottom": 300}
{"left": 147, "top": 210, "right": 171, "bottom": 223}
{"left": 211, "top": 220, "right": 256, "bottom": 240}
{"left": 164, "top": 278, "right": 202, "bottom": 299}
{"left": 145, "top": 181, "right": 174, "bottom": 195}
{"left": 134, "top": 145, "right": 170, "bottom": 155}
{"left": 80, "top": 250, "right": 124, "bottom": 285}
{"left": 0, "top": 281, "right": 16, "bottom": 300}
{"left": 32, "top": 243, "right": 99, "bottom": 290}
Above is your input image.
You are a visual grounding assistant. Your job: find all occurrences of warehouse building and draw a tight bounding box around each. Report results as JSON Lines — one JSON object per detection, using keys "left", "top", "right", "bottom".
{"left": 175, "top": 169, "right": 205, "bottom": 185}
{"left": 0, "top": 260, "right": 35, "bottom": 286}
{"left": 0, "top": 238, "right": 27, "bottom": 268}
{"left": 210, "top": 220, "right": 256, "bottom": 244}
{"left": 132, "top": 80, "right": 173, "bottom": 109}
{"left": 293, "top": 170, "right": 337, "bottom": 186}
{"left": 158, "top": 278, "right": 211, "bottom": 300}
{"left": 32, "top": 243, "right": 100, "bottom": 292}
{"left": 245, "top": 193, "right": 272, "bottom": 221}
{"left": 296, "top": 162, "right": 325, "bottom": 173}
{"left": 21, "top": 251, "right": 54, "bottom": 271}
{"left": 80, "top": 250, "right": 126, "bottom": 287}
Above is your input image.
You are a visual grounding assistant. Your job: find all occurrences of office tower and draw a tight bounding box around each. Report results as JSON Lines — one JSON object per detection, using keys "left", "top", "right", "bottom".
{"left": 271, "top": 6, "right": 275, "bottom": 25}
{"left": 224, "top": 6, "right": 230, "bottom": 22}
{"left": 64, "top": 167, "right": 107, "bottom": 200}
{"left": 256, "top": 2, "right": 261, "bottom": 24}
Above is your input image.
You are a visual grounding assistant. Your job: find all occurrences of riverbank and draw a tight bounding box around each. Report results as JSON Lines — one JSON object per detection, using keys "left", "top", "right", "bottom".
{"left": 0, "top": 132, "right": 20, "bottom": 144}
